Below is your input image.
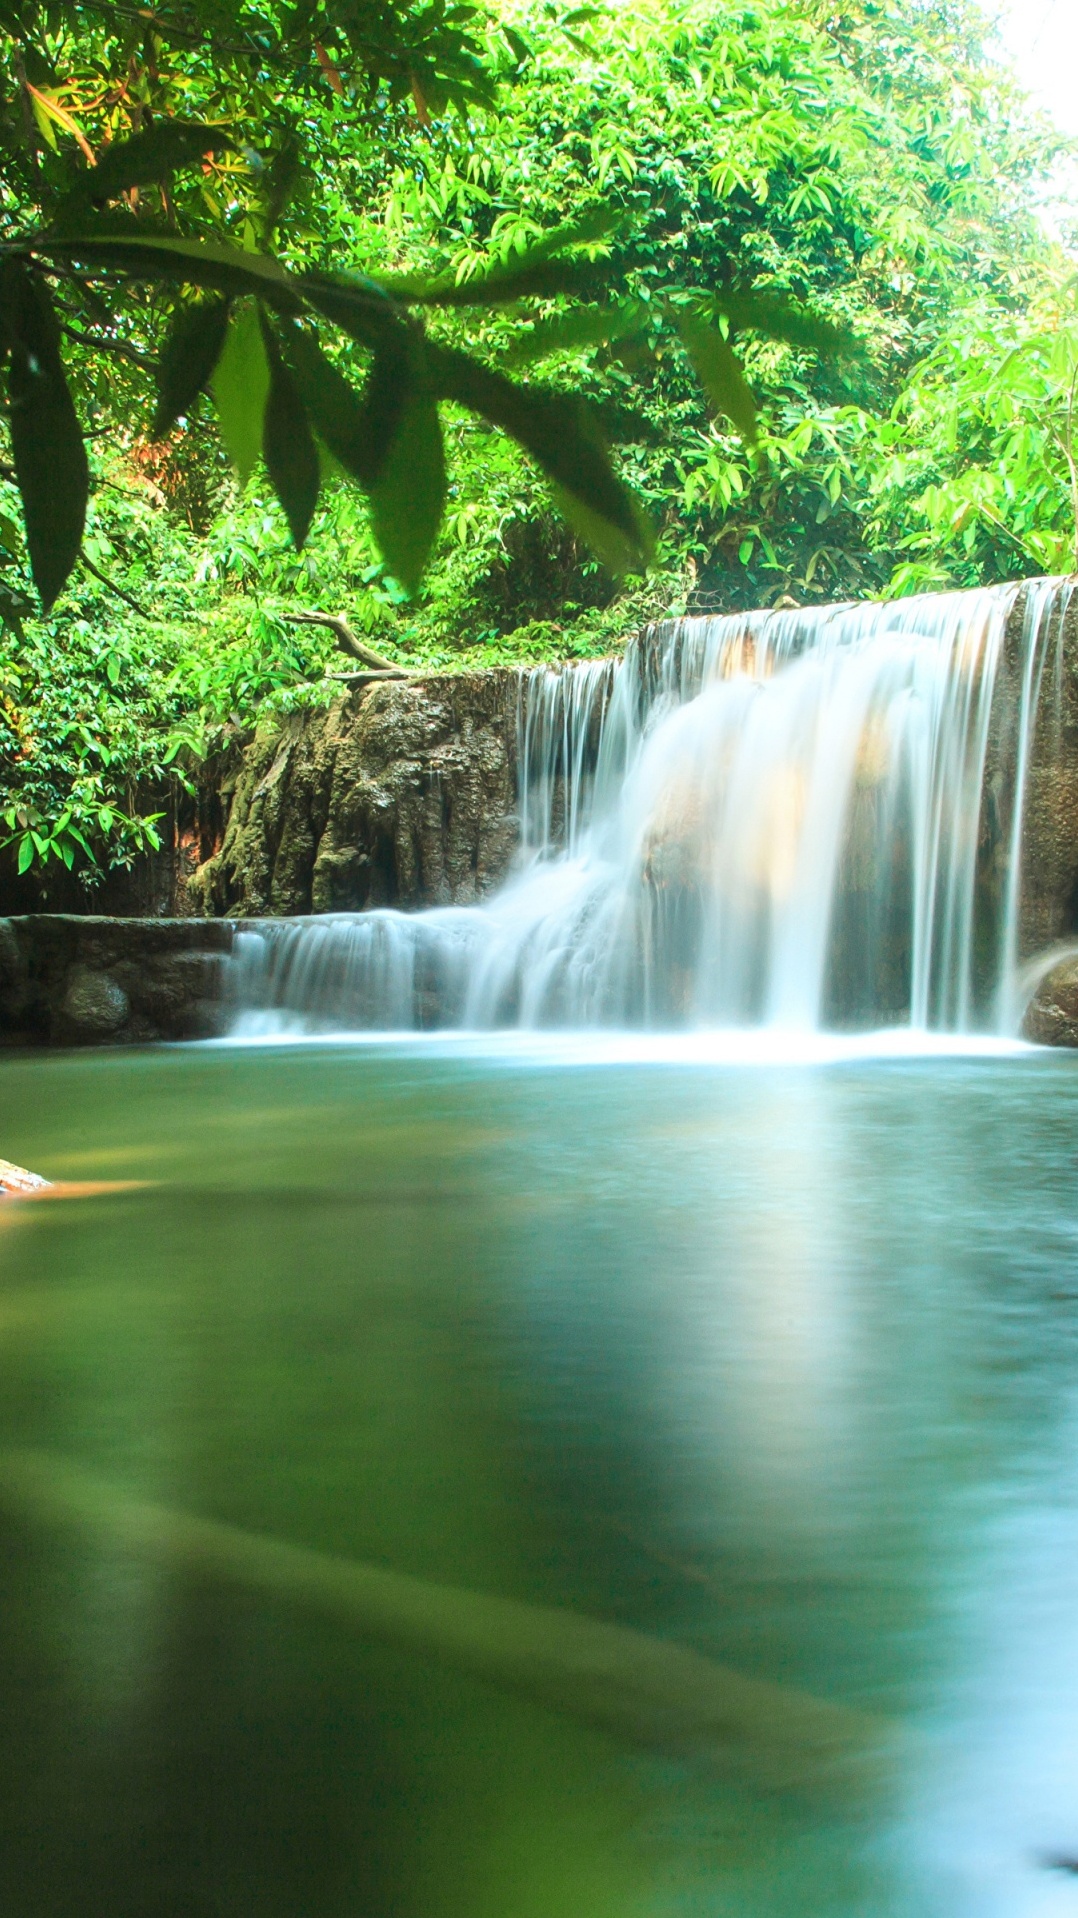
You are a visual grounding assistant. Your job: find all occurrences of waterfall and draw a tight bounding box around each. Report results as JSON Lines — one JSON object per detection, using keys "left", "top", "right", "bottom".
{"left": 229, "top": 579, "right": 1073, "bottom": 1037}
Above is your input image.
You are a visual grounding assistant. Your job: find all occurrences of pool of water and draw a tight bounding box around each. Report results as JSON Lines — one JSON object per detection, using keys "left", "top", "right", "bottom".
{"left": 2, "top": 1036, "right": 1078, "bottom": 1916}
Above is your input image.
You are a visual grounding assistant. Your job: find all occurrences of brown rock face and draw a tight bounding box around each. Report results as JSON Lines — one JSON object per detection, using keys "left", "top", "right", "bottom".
{"left": 0, "top": 916, "right": 236, "bottom": 1046}
{"left": 1022, "top": 954, "right": 1078, "bottom": 1046}
{"left": 190, "top": 671, "right": 521, "bottom": 918}
{"left": 989, "top": 582, "right": 1078, "bottom": 962}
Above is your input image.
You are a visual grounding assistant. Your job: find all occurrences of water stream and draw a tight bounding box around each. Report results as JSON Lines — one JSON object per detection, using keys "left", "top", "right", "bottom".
{"left": 231, "top": 579, "right": 1072, "bottom": 1037}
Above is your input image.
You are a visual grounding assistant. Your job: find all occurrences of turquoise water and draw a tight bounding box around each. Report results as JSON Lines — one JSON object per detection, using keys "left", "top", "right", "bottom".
{"left": 2, "top": 1037, "right": 1078, "bottom": 1915}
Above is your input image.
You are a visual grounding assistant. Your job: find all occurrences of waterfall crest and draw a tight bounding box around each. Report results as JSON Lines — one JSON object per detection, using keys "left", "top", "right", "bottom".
{"left": 230, "top": 579, "right": 1073, "bottom": 1037}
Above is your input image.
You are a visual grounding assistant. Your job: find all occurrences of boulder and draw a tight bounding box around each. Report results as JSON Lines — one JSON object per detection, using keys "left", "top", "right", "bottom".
{"left": 1022, "top": 954, "right": 1078, "bottom": 1047}
{"left": 61, "top": 965, "right": 129, "bottom": 1037}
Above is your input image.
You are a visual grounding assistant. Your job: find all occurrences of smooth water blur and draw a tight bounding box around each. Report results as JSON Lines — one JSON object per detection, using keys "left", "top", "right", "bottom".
{"left": 2, "top": 1039, "right": 1078, "bottom": 1915}
{"left": 231, "top": 581, "right": 1074, "bottom": 1036}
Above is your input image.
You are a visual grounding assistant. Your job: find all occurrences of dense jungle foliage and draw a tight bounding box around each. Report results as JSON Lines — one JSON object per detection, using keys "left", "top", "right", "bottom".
{"left": 0, "top": 0, "right": 1076, "bottom": 885}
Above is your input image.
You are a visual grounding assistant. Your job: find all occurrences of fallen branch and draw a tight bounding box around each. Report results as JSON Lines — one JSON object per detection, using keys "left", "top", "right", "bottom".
{"left": 0, "top": 1157, "right": 51, "bottom": 1197}
{"left": 0, "top": 1446, "right": 893, "bottom": 1794}
{"left": 282, "top": 611, "right": 407, "bottom": 675}
{"left": 323, "top": 668, "right": 411, "bottom": 688}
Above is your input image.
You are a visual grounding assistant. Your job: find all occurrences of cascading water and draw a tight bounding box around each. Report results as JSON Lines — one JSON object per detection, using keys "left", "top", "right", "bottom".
{"left": 230, "top": 579, "right": 1073, "bottom": 1037}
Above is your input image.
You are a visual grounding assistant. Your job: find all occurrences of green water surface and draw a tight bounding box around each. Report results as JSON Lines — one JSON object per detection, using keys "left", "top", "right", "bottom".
{"left": 2, "top": 1037, "right": 1078, "bottom": 1917}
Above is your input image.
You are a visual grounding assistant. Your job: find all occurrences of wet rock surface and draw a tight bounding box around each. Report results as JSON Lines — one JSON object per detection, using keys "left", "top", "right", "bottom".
{"left": 61, "top": 965, "right": 129, "bottom": 1035}
{"left": 190, "top": 671, "right": 521, "bottom": 917}
{"left": 1023, "top": 955, "right": 1078, "bottom": 1047}
{"left": 991, "top": 584, "right": 1078, "bottom": 961}
{"left": 0, "top": 916, "right": 237, "bottom": 1047}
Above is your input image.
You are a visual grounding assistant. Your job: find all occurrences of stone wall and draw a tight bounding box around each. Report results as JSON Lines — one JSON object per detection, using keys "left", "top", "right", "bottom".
{"left": 0, "top": 916, "right": 237, "bottom": 1047}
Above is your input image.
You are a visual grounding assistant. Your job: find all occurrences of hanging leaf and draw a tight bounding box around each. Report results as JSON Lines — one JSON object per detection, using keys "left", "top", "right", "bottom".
{"left": 383, "top": 252, "right": 617, "bottom": 309}
{"left": 259, "top": 314, "right": 320, "bottom": 547}
{"left": 368, "top": 341, "right": 446, "bottom": 592}
{"left": 382, "top": 206, "right": 627, "bottom": 307}
{"left": 551, "top": 484, "right": 652, "bottom": 577}
{"left": 153, "top": 296, "right": 230, "bottom": 438}
{"left": 362, "top": 333, "right": 415, "bottom": 480}
{"left": 507, "top": 299, "right": 647, "bottom": 365}
{"left": 675, "top": 311, "right": 758, "bottom": 442}
{"left": 57, "top": 120, "right": 234, "bottom": 211}
{"left": 428, "top": 342, "right": 648, "bottom": 570}
{"left": 709, "top": 288, "right": 855, "bottom": 358}
{"left": 25, "top": 83, "right": 95, "bottom": 165}
{"left": 301, "top": 270, "right": 429, "bottom": 354}
{"left": 281, "top": 318, "right": 440, "bottom": 584}
{"left": 39, "top": 235, "right": 301, "bottom": 308}
{"left": 282, "top": 320, "right": 388, "bottom": 485}
{"left": 0, "top": 262, "right": 88, "bottom": 611}
{"left": 210, "top": 300, "right": 270, "bottom": 485}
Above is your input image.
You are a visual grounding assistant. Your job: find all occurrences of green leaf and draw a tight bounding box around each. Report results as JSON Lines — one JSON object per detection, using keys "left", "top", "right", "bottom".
{"left": 709, "top": 289, "right": 856, "bottom": 359}
{"left": 675, "top": 312, "right": 758, "bottom": 442}
{"left": 210, "top": 301, "right": 270, "bottom": 485}
{"left": 17, "top": 835, "right": 33, "bottom": 875}
{"left": 153, "top": 296, "right": 230, "bottom": 438}
{"left": 38, "top": 235, "right": 301, "bottom": 309}
{"left": 0, "top": 262, "right": 88, "bottom": 611}
{"left": 281, "top": 320, "right": 386, "bottom": 485}
{"left": 502, "top": 24, "right": 532, "bottom": 63}
{"left": 383, "top": 251, "right": 618, "bottom": 309}
{"left": 551, "top": 484, "right": 653, "bottom": 578}
{"left": 428, "top": 342, "right": 648, "bottom": 570}
{"left": 507, "top": 299, "right": 647, "bottom": 365}
{"left": 260, "top": 314, "right": 320, "bottom": 547}
{"left": 369, "top": 343, "right": 446, "bottom": 592}
{"left": 379, "top": 208, "right": 629, "bottom": 308}
{"left": 281, "top": 317, "right": 441, "bottom": 584}
{"left": 296, "top": 271, "right": 401, "bottom": 353}
{"left": 54, "top": 120, "right": 233, "bottom": 217}
{"left": 362, "top": 334, "right": 416, "bottom": 483}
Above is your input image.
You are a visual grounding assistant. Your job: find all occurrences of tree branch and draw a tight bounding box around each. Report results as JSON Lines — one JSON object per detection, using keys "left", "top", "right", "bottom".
{"left": 282, "top": 611, "right": 406, "bottom": 675}
{"left": 59, "top": 324, "right": 156, "bottom": 371}
{"left": 78, "top": 550, "right": 150, "bottom": 617}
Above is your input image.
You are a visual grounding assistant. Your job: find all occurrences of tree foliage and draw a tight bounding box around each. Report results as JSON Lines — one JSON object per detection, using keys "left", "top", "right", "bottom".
{"left": 0, "top": 0, "right": 858, "bottom": 614}
{"left": 0, "top": 0, "right": 1073, "bottom": 887}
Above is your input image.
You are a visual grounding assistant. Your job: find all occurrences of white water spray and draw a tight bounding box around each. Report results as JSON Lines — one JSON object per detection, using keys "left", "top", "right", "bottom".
{"left": 230, "top": 580, "right": 1072, "bottom": 1036}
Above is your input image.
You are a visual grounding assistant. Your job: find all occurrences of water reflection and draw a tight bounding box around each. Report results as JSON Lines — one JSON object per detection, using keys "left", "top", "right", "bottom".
{"left": 1, "top": 1042, "right": 1077, "bottom": 1914}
